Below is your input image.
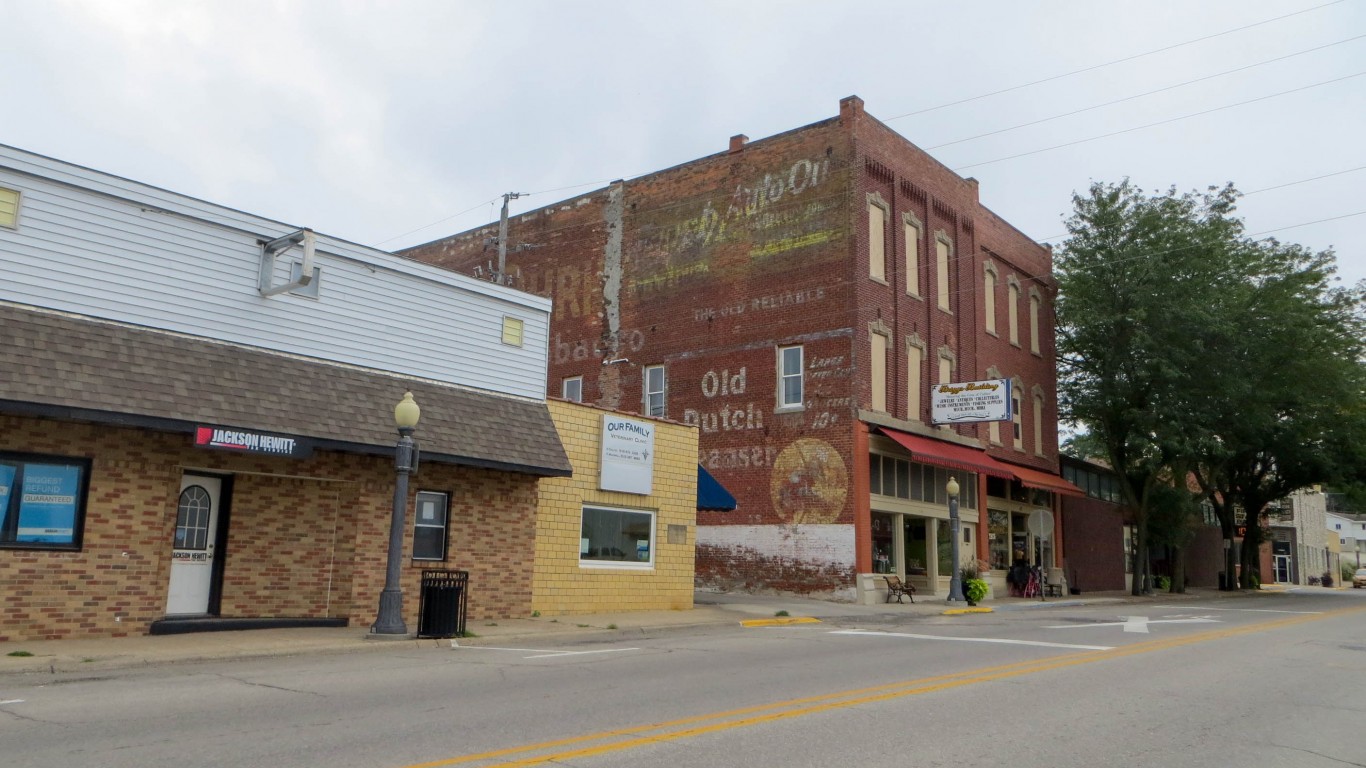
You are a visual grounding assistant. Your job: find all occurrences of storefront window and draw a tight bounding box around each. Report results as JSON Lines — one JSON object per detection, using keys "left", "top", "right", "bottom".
{"left": 581, "top": 506, "right": 654, "bottom": 567}
{"left": 988, "top": 510, "right": 1010, "bottom": 570}
{"left": 0, "top": 452, "right": 91, "bottom": 551}
{"left": 872, "top": 513, "right": 895, "bottom": 573}
{"left": 937, "top": 520, "right": 952, "bottom": 577}
{"left": 903, "top": 517, "right": 928, "bottom": 575}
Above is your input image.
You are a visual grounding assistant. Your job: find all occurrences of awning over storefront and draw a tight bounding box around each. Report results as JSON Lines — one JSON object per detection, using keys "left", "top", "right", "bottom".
{"left": 697, "top": 465, "right": 739, "bottom": 511}
{"left": 875, "top": 427, "right": 1012, "bottom": 479}
{"left": 1004, "top": 462, "right": 1085, "bottom": 497}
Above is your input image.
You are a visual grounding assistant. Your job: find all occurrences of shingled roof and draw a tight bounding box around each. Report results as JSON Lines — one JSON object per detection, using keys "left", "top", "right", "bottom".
{"left": 0, "top": 303, "right": 571, "bottom": 477}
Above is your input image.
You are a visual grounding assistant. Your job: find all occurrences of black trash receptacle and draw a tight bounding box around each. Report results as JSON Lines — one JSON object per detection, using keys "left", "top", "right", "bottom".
{"left": 417, "top": 569, "right": 469, "bottom": 638}
{"left": 1218, "top": 571, "right": 1227, "bottom": 590}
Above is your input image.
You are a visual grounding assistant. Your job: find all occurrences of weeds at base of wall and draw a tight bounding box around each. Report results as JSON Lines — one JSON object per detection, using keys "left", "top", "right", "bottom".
{"left": 7, "top": 650, "right": 33, "bottom": 657}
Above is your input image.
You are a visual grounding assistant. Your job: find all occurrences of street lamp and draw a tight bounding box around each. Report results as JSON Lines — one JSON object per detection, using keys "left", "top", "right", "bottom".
{"left": 946, "top": 476, "right": 965, "bottom": 602}
{"left": 371, "top": 391, "right": 421, "bottom": 637}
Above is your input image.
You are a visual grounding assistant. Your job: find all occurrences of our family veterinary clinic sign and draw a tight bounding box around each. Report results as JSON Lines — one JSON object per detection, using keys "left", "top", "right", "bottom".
{"left": 599, "top": 415, "right": 656, "bottom": 495}
{"left": 931, "top": 379, "right": 1012, "bottom": 424}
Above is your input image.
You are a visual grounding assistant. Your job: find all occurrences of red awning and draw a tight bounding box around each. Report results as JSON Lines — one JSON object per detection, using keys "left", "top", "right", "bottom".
{"left": 1004, "top": 462, "right": 1085, "bottom": 497}
{"left": 875, "top": 427, "right": 1013, "bottom": 479}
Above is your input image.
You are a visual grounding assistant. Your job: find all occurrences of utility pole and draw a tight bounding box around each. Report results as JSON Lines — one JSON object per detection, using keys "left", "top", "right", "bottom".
{"left": 496, "top": 192, "right": 525, "bottom": 285}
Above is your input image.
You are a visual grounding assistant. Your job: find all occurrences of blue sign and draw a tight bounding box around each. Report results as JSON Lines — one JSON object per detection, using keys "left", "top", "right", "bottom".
{"left": 17, "top": 463, "right": 82, "bottom": 543}
{"left": 0, "top": 464, "right": 14, "bottom": 519}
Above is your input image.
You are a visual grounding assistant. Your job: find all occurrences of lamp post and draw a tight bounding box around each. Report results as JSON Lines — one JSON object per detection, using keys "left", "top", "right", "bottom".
{"left": 946, "top": 476, "right": 965, "bottom": 602}
{"left": 371, "top": 391, "right": 421, "bottom": 636}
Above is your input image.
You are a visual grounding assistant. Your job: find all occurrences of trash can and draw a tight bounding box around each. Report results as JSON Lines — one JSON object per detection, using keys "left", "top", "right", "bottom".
{"left": 417, "top": 569, "right": 468, "bottom": 638}
{"left": 1218, "top": 571, "right": 1227, "bottom": 590}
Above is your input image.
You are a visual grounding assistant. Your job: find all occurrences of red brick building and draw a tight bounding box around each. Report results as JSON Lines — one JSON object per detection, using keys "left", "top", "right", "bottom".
{"left": 405, "top": 96, "right": 1078, "bottom": 601}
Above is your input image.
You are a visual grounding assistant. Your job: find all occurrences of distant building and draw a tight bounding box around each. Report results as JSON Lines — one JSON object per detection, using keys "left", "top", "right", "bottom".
{"left": 404, "top": 96, "right": 1081, "bottom": 602}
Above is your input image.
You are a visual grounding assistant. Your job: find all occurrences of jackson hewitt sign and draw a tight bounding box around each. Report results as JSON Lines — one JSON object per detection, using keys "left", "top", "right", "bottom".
{"left": 931, "top": 379, "right": 1013, "bottom": 425}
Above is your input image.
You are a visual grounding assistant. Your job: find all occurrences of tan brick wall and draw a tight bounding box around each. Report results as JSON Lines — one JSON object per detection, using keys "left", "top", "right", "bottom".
{"left": 532, "top": 400, "right": 698, "bottom": 615}
{"left": 0, "top": 414, "right": 539, "bottom": 641}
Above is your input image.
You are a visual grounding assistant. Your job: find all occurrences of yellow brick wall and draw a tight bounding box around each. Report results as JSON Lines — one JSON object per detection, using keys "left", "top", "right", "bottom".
{"left": 533, "top": 400, "right": 698, "bottom": 614}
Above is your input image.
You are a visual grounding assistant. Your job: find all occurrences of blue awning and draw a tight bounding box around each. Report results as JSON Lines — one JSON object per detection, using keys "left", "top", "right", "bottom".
{"left": 697, "top": 465, "right": 738, "bottom": 511}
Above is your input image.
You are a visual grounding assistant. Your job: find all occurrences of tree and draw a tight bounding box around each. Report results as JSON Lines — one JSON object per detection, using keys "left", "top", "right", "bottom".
{"left": 1185, "top": 244, "right": 1366, "bottom": 587}
{"left": 1058, "top": 180, "right": 1366, "bottom": 592}
{"left": 1056, "top": 181, "right": 1233, "bottom": 594}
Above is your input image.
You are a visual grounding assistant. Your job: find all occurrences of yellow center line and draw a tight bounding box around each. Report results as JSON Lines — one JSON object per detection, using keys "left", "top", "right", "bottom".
{"left": 404, "top": 605, "right": 1366, "bottom": 768}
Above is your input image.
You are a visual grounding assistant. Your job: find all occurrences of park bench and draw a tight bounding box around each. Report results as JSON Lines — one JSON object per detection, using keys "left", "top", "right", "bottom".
{"left": 884, "top": 575, "right": 916, "bottom": 604}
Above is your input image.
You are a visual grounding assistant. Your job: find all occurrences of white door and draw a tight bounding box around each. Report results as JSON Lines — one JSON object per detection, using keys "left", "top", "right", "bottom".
{"left": 166, "top": 475, "right": 222, "bottom": 615}
{"left": 1273, "top": 555, "right": 1292, "bottom": 584}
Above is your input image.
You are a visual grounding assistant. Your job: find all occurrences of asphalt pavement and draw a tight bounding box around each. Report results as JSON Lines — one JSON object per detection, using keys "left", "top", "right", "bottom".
{"left": 0, "top": 585, "right": 1303, "bottom": 676}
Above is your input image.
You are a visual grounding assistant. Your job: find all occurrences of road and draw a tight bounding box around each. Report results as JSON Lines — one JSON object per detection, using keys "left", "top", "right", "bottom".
{"left": 4, "top": 591, "right": 1365, "bottom": 768}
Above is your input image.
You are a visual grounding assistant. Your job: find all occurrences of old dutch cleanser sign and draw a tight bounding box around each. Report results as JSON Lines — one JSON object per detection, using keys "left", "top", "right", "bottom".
{"left": 194, "top": 425, "right": 312, "bottom": 458}
{"left": 599, "top": 414, "right": 655, "bottom": 495}
{"left": 931, "top": 379, "right": 1012, "bottom": 425}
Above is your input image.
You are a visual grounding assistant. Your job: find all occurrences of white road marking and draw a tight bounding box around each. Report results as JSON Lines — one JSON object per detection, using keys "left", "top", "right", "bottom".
{"left": 831, "top": 629, "right": 1113, "bottom": 651}
{"left": 453, "top": 646, "right": 640, "bottom": 659}
{"left": 0, "top": 699, "right": 25, "bottom": 706}
{"left": 1045, "top": 616, "right": 1220, "bottom": 633}
{"left": 1152, "top": 605, "right": 1322, "bottom": 615}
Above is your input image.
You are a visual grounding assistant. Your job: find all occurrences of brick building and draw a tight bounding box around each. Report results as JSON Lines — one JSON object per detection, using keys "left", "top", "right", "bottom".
{"left": 0, "top": 144, "right": 581, "bottom": 641}
{"left": 405, "top": 96, "right": 1080, "bottom": 601}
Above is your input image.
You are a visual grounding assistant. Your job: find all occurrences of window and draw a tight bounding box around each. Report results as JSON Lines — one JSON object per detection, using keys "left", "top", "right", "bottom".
{"left": 778, "top": 345, "right": 803, "bottom": 409}
{"left": 0, "top": 187, "right": 20, "bottom": 230}
{"left": 871, "top": 331, "right": 888, "bottom": 412}
{"left": 174, "top": 485, "right": 212, "bottom": 550}
{"left": 412, "top": 491, "right": 449, "bottom": 561}
{"left": 983, "top": 262, "right": 998, "bottom": 335}
{"left": 906, "top": 338, "right": 924, "bottom": 421}
{"left": 986, "top": 367, "right": 1003, "bottom": 444}
{"left": 904, "top": 215, "right": 922, "bottom": 297}
{"left": 935, "top": 234, "right": 952, "bottom": 312}
{"left": 868, "top": 196, "right": 887, "bottom": 282}
{"left": 1007, "top": 277, "right": 1020, "bottom": 346}
{"left": 0, "top": 452, "right": 91, "bottom": 550}
{"left": 937, "top": 352, "right": 954, "bottom": 430}
{"left": 869, "top": 454, "right": 976, "bottom": 508}
{"left": 1033, "top": 391, "right": 1045, "bottom": 455}
{"left": 1012, "top": 388, "right": 1024, "bottom": 450}
{"left": 501, "top": 316, "right": 525, "bottom": 347}
{"left": 580, "top": 505, "right": 654, "bottom": 567}
{"left": 562, "top": 376, "right": 583, "bottom": 402}
{"left": 643, "top": 365, "right": 666, "bottom": 417}
{"left": 1029, "top": 288, "right": 1042, "bottom": 354}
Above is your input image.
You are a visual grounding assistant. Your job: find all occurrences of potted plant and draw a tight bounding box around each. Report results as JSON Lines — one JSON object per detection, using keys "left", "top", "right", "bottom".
{"left": 965, "top": 577, "right": 989, "bottom": 606}
{"left": 960, "top": 559, "right": 991, "bottom": 606}
{"left": 1321, "top": 571, "right": 1335, "bottom": 588}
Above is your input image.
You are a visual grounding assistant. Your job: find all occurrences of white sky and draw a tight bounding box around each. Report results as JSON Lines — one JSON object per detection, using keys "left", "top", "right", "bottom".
{"left": 4, "top": 0, "right": 1363, "bottom": 286}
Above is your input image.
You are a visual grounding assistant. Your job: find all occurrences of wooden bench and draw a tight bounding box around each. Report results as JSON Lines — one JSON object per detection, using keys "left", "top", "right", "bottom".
{"left": 884, "top": 575, "right": 916, "bottom": 604}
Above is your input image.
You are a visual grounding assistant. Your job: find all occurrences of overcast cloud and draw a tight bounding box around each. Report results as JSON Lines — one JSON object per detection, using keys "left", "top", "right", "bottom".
{"left": 3, "top": 0, "right": 1363, "bottom": 286}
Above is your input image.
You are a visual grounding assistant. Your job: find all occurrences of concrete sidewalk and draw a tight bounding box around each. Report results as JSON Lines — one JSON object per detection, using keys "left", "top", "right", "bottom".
{"left": 0, "top": 586, "right": 1266, "bottom": 677}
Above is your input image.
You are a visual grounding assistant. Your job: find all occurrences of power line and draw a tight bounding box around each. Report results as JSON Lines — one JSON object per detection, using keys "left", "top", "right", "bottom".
{"left": 953, "top": 70, "right": 1366, "bottom": 171}
{"left": 372, "top": 197, "right": 501, "bottom": 247}
{"left": 926, "top": 34, "right": 1366, "bottom": 151}
{"left": 883, "top": 0, "right": 1348, "bottom": 121}
{"left": 1031, "top": 165, "right": 1366, "bottom": 243}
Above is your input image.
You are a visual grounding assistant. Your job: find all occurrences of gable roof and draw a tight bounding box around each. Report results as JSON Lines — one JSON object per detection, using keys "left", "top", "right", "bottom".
{"left": 0, "top": 302, "right": 571, "bottom": 476}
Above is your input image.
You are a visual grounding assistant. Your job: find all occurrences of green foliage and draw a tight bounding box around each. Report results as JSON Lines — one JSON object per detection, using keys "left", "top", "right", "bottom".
{"left": 1057, "top": 179, "right": 1366, "bottom": 591}
{"left": 774, "top": 610, "right": 790, "bottom": 617}
{"left": 7, "top": 650, "right": 33, "bottom": 657}
{"left": 965, "top": 578, "right": 989, "bottom": 604}
{"left": 1155, "top": 575, "right": 1171, "bottom": 591}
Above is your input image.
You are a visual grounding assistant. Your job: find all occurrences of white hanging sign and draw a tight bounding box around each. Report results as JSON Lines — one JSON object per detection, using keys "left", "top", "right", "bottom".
{"left": 599, "top": 414, "right": 655, "bottom": 495}
{"left": 931, "top": 379, "right": 1012, "bottom": 424}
